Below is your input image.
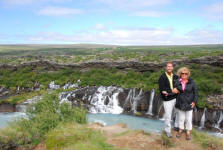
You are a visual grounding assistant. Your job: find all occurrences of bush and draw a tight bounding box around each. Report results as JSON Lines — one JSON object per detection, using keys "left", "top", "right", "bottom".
{"left": 0, "top": 91, "right": 87, "bottom": 149}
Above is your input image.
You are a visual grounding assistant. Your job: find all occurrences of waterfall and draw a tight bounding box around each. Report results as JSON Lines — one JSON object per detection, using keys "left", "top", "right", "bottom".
{"left": 199, "top": 108, "right": 206, "bottom": 129}
{"left": 49, "top": 81, "right": 60, "bottom": 89}
{"left": 59, "top": 92, "right": 72, "bottom": 104}
{"left": 214, "top": 111, "right": 223, "bottom": 130}
{"left": 157, "top": 103, "right": 165, "bottom": 120}
{"left": 146, "top": 89, "right": 155, "bottom": 116}
{"left": 88, "top": 86, "right": 124, "bottom": 114}
{"left": 63, "top": 82, "right": 78, "bottom": 90}
{"left": 124, "top": 88, "right": 143, "bottom": 113}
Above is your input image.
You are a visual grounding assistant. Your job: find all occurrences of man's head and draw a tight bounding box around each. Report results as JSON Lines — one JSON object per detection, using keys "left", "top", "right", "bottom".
{"left": 165, "top": 62, "right": 174, "bottom": 73}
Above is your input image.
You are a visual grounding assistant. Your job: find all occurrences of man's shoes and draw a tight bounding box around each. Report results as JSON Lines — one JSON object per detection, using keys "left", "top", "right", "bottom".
{"left": 166, "top": 132, "right": 173, "bottom": 138}
{"left": 173, "top": 127, "right": 179, "bottom": 131}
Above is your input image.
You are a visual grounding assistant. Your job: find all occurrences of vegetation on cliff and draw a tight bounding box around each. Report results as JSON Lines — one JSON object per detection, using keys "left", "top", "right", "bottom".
{"left": 1, "top": 63, "right": 223, "bottom": 108}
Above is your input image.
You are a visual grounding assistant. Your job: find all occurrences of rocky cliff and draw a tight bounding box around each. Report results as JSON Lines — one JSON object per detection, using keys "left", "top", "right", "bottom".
{"left": 0, "top": 55, "right": 223, "bottom": 72}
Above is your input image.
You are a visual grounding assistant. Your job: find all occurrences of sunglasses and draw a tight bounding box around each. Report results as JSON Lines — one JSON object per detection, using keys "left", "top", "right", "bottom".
{"left": 181, "top": 72, "right": 188, "bottom": 75}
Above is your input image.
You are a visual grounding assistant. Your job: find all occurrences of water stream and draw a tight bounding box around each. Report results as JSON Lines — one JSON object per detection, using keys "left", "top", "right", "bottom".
{"left": 146, "top": 89, "right": 155, "bottom": 116}
{"left": 1, "top": 112, "right": 223, "bottom": 138}
{"left": 199, "top": 108, "right": 206, "bottom": 129}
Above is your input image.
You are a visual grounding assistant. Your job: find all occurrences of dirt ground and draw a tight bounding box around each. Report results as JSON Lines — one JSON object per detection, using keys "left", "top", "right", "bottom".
{"left": 88, "top": 123, "right": 210, "bottom": 150}
{"left": 33, "top": 123, "right": 215, "bottom": 150}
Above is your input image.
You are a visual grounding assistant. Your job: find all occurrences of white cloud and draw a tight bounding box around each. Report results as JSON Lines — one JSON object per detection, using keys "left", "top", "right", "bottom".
{"left": 94, "top": 0, "right": 171, "bottom": 10}
{"left": 1, "top": 0, "right": 35, "bottom": 6}
{"left": 25, "top": 27, "right": 223, "bottom": 45}
{"left": 202, "top": 2, "right": 223, "bottom": 20}
{"left": 206, "top": 2, "right": 223, "bottom": 13}
{"left": 0, "top": 0, "right": 72, "bottom": 6}
{"left": 92, "top": 24, "right": 107, "bottom": 30}
{"left": 130, "top": 10, "right": 167, "bottom": 17}
{"left": 25, "top": 28, "right": 175, "bottom": 45}
{"left": 38, "top": 6, "right": 83, "bottom": 16}
{"left": 186, "top": 29, "right": 223, "bottom": 44}
{"left": 92, "top": 0, "right": 172, "bottom": 18}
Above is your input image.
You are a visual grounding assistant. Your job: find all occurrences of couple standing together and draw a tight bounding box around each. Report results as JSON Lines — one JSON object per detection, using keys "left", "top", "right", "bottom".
{"left": 158, "top": 62, "right": 198, "bottom": 140}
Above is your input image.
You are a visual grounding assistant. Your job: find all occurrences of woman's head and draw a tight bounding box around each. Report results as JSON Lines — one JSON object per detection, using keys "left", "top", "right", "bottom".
{"left": 177, "top": 67, "right": 190, "bottom": 79}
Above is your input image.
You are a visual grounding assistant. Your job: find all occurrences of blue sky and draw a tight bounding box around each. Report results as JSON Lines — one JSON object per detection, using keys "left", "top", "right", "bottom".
{"left": 0, "top": 0, "right": 223, "bottom": 45}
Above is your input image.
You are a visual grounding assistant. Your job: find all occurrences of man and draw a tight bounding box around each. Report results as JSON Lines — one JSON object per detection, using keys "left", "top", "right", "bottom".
{"left": 158, "top": 62, "right": 179, "bottom": 138}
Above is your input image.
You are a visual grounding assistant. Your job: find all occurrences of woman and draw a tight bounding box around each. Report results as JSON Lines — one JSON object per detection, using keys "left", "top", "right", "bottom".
{"left": 174, "top": 67, "right": 198, "bottom": 140}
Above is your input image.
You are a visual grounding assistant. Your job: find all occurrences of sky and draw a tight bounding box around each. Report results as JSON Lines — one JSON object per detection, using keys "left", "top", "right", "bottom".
{"left": 0, "top": 0, "right": 223, "bottom": 45}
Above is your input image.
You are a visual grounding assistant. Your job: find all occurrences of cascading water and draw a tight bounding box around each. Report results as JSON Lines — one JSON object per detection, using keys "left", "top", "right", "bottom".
{"left": 89, "top": 86, "right": 123, "bottom": 114}
{"left": 59, "top": 92, "right": 72, "bottom": 104}
{"left": 214, "top": 111, "right": 223, "bottom": 130}
{"left": 49, "top": 81, "right": 60, "bottom": 89}
{"left": 124, "top": 88, "right": 143, "bottom": 113}
{"left": 199, "top": 108, "right": 207, "bottom": 129}
{"left": 146, "top": 89, "right": 155, "bottom": 116}
{"left": 63, "top": 82, "right": 78, "bottom": 90}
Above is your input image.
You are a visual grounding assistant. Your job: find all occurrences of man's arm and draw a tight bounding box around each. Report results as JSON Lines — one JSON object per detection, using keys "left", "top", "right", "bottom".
{"left": 158, "top": 75, "right": 172, "bottom": 94}
{"left": 158, "top": 75, "right": 165, "bottom": 93}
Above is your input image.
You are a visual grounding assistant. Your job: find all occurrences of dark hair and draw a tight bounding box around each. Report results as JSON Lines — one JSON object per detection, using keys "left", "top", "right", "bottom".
{"left": 166, "top": 62, "right": 174, "bottom": 67}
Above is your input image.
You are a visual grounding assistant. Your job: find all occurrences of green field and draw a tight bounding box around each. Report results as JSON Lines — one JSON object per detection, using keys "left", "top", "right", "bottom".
{"left": 0, "top": 44, "right": 223, "bottom": 65}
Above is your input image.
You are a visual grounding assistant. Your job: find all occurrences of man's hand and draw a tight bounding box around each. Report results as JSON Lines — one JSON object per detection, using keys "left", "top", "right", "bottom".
{"left": 172, "top": 88, "right": 179, "bottom": 94}
{"left": 191, "top": 102, "right": 195, "bottom": 108}
{"left": 162, "top": 91, "right": 168, "bottom": 96}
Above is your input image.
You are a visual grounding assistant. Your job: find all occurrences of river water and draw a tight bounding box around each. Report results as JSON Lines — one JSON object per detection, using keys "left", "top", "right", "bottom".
{"left": 1, "top": 112, "right": 223, "bottom": 138}
{"left": 0, "top": 112, "right": 26, "bottom": 128}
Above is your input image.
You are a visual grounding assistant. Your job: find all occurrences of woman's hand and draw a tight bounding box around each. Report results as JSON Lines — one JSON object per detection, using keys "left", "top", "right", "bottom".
{"left": 172, "top": 88, "right": 179, "bottom": 94}
{"left": 191, "top": 102, "right": 195, "bottom": 108}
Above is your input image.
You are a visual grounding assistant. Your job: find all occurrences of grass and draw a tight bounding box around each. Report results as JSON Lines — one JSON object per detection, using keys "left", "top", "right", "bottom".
{"left": 191, "top": 129, "right": 223, "bottom": 150}
{"left": 46, "top": 123, "right": 118, "bottom": 150}
{"left": 161, "top": 131, "right": 175, "bottom": 148}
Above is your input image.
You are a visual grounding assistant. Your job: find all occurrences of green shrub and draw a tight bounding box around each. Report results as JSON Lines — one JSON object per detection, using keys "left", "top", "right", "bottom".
{"left": 0, "top": 91, "right": 87, "bottom": 149}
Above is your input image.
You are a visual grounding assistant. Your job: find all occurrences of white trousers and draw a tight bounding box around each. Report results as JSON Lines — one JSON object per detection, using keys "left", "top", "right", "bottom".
{"left": 178, "top": 109, "right": 193, "bottom": 131}
{"left": 163, "top": 98, "right": 179, "bottom": 133}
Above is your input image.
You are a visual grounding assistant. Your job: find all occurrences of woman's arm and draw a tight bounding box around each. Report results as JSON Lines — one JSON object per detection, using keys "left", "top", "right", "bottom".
{"left": 175, "top": 79, "right": 183, "bottom": 93}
